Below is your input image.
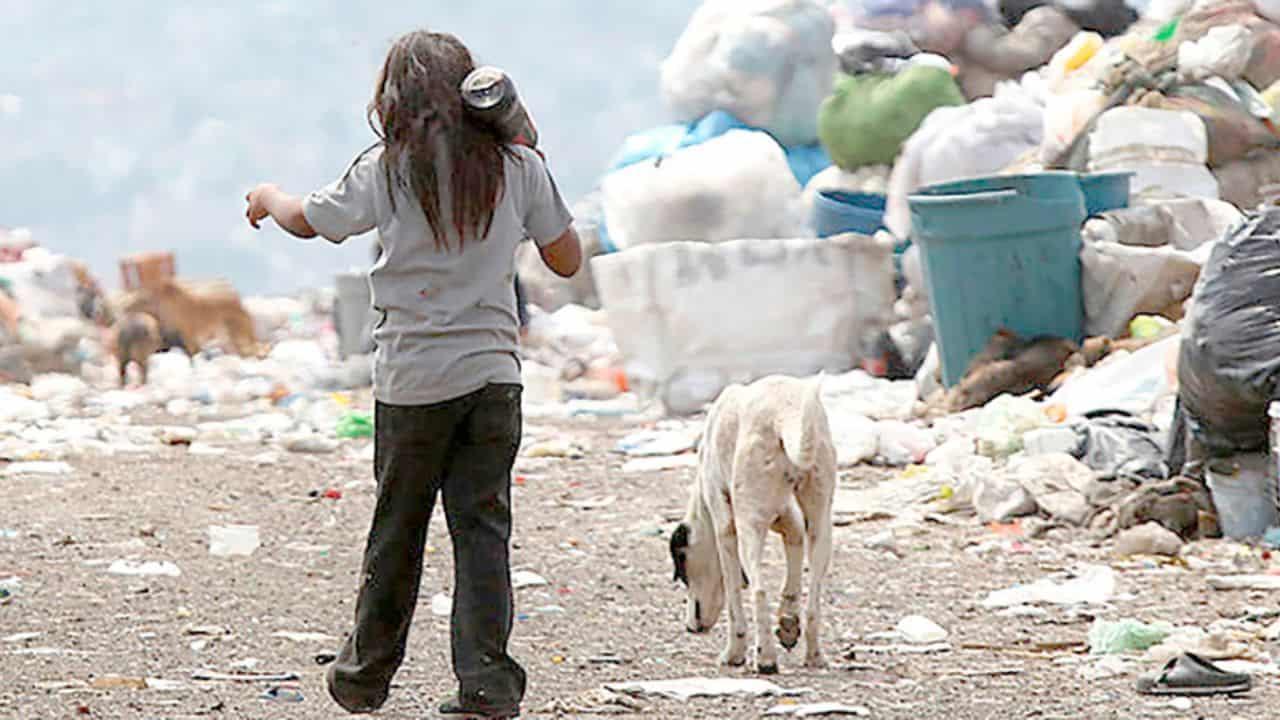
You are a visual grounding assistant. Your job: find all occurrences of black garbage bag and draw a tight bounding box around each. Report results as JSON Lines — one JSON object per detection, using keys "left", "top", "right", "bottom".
{"left": 1178, "top": 208, "right": 1280, "bottom": 457}
{"left": 1073, "top": 410, "right": 1169, "bottom": 483}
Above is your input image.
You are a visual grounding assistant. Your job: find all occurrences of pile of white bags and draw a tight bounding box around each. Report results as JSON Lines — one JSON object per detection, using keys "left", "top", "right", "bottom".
{"left": 0, "top": 248, "right": 84, "bottom": 321}
{"left": 601, "top": 130, "right": 808, "bottom": 251}
{"left": 660, "top": 0, "right": 838, "bottom": 147}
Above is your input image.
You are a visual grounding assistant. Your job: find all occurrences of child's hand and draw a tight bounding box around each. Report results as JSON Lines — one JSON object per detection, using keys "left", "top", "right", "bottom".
{"left": 245, "top": 183, "right": 279, "bottom": 229}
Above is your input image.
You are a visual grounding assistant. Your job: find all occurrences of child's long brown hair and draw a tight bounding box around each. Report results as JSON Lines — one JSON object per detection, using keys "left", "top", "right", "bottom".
{"left": 368, "top": 31, "right": 516, "bottom": 250}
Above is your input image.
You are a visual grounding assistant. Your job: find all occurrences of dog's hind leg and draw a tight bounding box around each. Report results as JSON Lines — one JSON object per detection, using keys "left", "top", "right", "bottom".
{"left": 774, "top": 499, "right": 804, "bottom": 652}
{"left": 738, "top": 519, "right": 778, "bottom": 674}
{"left": 797, "top": 485, "right": 834, "bottom": 669}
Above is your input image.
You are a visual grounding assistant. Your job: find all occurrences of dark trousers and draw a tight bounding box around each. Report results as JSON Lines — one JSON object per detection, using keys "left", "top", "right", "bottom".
{"left": 328, "top": 384, "right": 527, "bottom": 713}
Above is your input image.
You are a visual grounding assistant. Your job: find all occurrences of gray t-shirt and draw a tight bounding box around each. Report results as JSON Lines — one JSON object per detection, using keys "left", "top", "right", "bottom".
{"left": 303, "top": 144, "right": 573, "bottom": 406}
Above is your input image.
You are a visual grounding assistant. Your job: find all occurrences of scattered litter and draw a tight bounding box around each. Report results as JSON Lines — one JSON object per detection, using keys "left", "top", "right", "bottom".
{"left": 192, "top": 670, "right": 301, "bottom": 683}
{"left": 208, "top": 525, "right": 261, "bottom": 557}
{"left": 431, "top": 593, "right": 452, "bottom": 617}
{"left": 896, "top": 615, "right": 948, "bottom": 644}
{"left": 981, "top": 565, "right": 1116, "bottom": 609}
{"left": 184, "top": 625, "right": 230, "bottom": 637}
{"left": 524, "top": 439, "right": 586, "bottom": 459}
{"left": 847, "top": 642, "right": 951, "bottom": 655}
{"left": 270, "top": 631, "right": 333, "bottom": 644}
{"left": 1207, "top": 575, "right": 1280, "bottom": 591}
{"left": 285, "top": 542, "right": 331, "bottom": 554}
{"left": 558, "top": 495, "right": 616, "bottom": 511}
{"left": 1144, "top": 627, "right": 1257, "bottom": 665}
{"left": 281, "top": 433, "right": 338, "bottom": 455}
{"left": 106, "top": 560, "right": 181, "bottom": 577}
{"left": 604, "top": 678, "right": 813, "bottom": 701}
{"left": 538, "top": 688, "right": 647, "bottom": 715}
{"left": 188, "top": 443, "right": 227, "bottom": 457}
{"left": 1089, "top": 619, "right": 1174, "bottom": 655}
{"left": 145, "top": 678, "right": 185, "bottom": 691}
{"left": 159, "top": 426, "right": 197, "bottom": 445}
{"left": 3, "top": 632, "right": 40, "bottom": 643}
{"left": 90, "top": 675, "right": 148, "bottom": 690}
{"left": 262, "top": 686, "right": 305, "bottom": 703}
{"left": 764, "top": 703, "right": 871, "bottom": 717}
{"left": 615, "top": 428, "right": 699, "bottom": 457}
{"left": 3, "top": 461, "right": 73, "bottom": 477}
{"left": 0, "top": 576, "right": 20, "bottom": 603}
{"left": 336, "top": 411, "right": 373, "bottom": 439}
{"left": 622, "top": 454, "right": 699, "bottom": 473}
{"left": 513, "top": 570, "right": 549, "bottom": 589}
{"left": 250, "top": 451, "right": 280, "bottom": 466}
{"left": 1114, "top": 523, "right": 1185, "bottom": 558}
{"left": 1080, "top": 655, "right": 1135, "bottom": 680}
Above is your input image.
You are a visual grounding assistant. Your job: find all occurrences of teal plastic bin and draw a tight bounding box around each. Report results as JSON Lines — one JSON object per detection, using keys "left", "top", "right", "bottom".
{"left": 909, "top": 172, "right": 1087, "bottom": 388}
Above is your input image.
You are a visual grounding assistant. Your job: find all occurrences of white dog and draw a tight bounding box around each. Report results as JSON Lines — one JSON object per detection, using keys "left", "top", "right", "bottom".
{"left": 670, "top": 375, "right": 836, "bottom": 673}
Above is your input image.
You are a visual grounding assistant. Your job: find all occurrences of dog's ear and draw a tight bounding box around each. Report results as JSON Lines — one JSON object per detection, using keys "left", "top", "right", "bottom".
{"left": 669, "top": 523, "right": 690, "bottom": 584}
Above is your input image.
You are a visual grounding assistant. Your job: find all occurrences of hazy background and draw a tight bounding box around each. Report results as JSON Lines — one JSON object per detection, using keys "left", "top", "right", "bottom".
{"left": 0, "top": 1, "right": 700, "bottom": 294}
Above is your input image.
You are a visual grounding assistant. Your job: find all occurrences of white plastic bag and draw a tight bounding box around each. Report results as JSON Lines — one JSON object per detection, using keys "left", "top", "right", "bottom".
{"left": 601, "top": 130, "right": 807, "bottom": 251}
{"left": 1178, "top": 25, "right": 1253, "bottom": 81}
{"left": 1081, "top": 198, "right": 1241, "bottom": 337}
{"left": 1088, "top": 108, "right": 1219, "bottom": 199}
{"left": 661, "top": 0, "right": 838, "bottom": 147}
{"left": 974, "top": 395, "right": 1054, "bottom": 459}
{"left": 592, "top": 234, "right": 897, "bottom": 414}
{"left": 885, "top": 75, "right": 1045, "bottom": 240}
{"left": 1050, "top": 335, "right": 1180, "bottom": 418}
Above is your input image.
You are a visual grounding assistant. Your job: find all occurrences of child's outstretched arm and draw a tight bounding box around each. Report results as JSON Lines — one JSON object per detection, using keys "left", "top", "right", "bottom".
{"left": 245, "top": 183, "right": 317, "bottom": 239}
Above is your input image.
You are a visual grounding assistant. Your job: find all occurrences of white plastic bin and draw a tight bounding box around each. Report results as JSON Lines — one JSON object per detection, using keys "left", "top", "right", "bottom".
{"left": 1206, "top": 452, "right": 1278, "bottom": 539}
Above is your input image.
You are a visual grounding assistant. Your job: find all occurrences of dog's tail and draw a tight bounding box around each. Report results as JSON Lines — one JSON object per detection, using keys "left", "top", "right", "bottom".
{"left": 779, "top": 374, "right": 827, "bottom": 470}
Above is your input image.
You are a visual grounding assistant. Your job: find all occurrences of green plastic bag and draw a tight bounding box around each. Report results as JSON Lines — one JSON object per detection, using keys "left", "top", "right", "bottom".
{"left": 337, "top": 412, "right": 374, "bottom": 439}
{"left": 818, "top": 66, "right": 965, "bottom": 171}
{"left": 1088, "top": 618, "right": 1173, "bottom": 655}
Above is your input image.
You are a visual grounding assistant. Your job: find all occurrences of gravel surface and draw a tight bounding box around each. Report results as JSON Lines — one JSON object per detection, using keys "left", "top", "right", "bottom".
{"left": 3, "top": 410, "right": 1277, "bottom": 719}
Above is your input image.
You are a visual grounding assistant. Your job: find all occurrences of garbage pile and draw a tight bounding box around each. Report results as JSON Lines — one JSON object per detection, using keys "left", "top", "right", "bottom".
{"left": 507, "top": 0, "right": 1280, "bottom": 545}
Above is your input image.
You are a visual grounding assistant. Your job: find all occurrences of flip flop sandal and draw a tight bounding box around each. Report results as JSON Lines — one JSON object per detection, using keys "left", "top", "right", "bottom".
{"left": 1135, "top": 653, "right": 1253, "bottom": 696}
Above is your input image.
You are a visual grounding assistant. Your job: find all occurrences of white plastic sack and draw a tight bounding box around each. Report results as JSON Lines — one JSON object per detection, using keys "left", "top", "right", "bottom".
{"left": 592, "top": 234, "right": 897, "bottom": 415}
{"left": 1178, "top": 25, "right": 1253, "bottom": 81}
{"left": 1081, "top": 198, "right": 1241, "bottom": 337}
{"left": 1050, "top": 335, "right": 1180, "bottom": 418}
{"left": 885, "top": 74, "right": 1046, "bottom": 239}
{"left": 1088, "top": 108, "right": 1219, "bottom": 199}
{"left": 661, "top": 0, "right": 838, "bottom": 147}
{"left": 602, "top": 130, "right": 807, "bottom": 252}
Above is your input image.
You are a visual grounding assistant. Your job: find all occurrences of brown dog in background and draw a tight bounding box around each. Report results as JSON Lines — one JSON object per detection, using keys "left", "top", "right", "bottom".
{"left": 119, "top": 279, "right": 261, "bottom": 358}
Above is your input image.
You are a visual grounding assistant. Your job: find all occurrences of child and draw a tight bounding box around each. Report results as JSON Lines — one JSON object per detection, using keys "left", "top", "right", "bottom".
{"left": 245, "top": 30, "right": 580, "bottom": 719}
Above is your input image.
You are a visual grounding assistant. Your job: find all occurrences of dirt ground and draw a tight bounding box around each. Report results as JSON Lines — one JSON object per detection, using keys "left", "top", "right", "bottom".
{"left": 2, "top": 406, "right": 1278, "bottom": 720}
